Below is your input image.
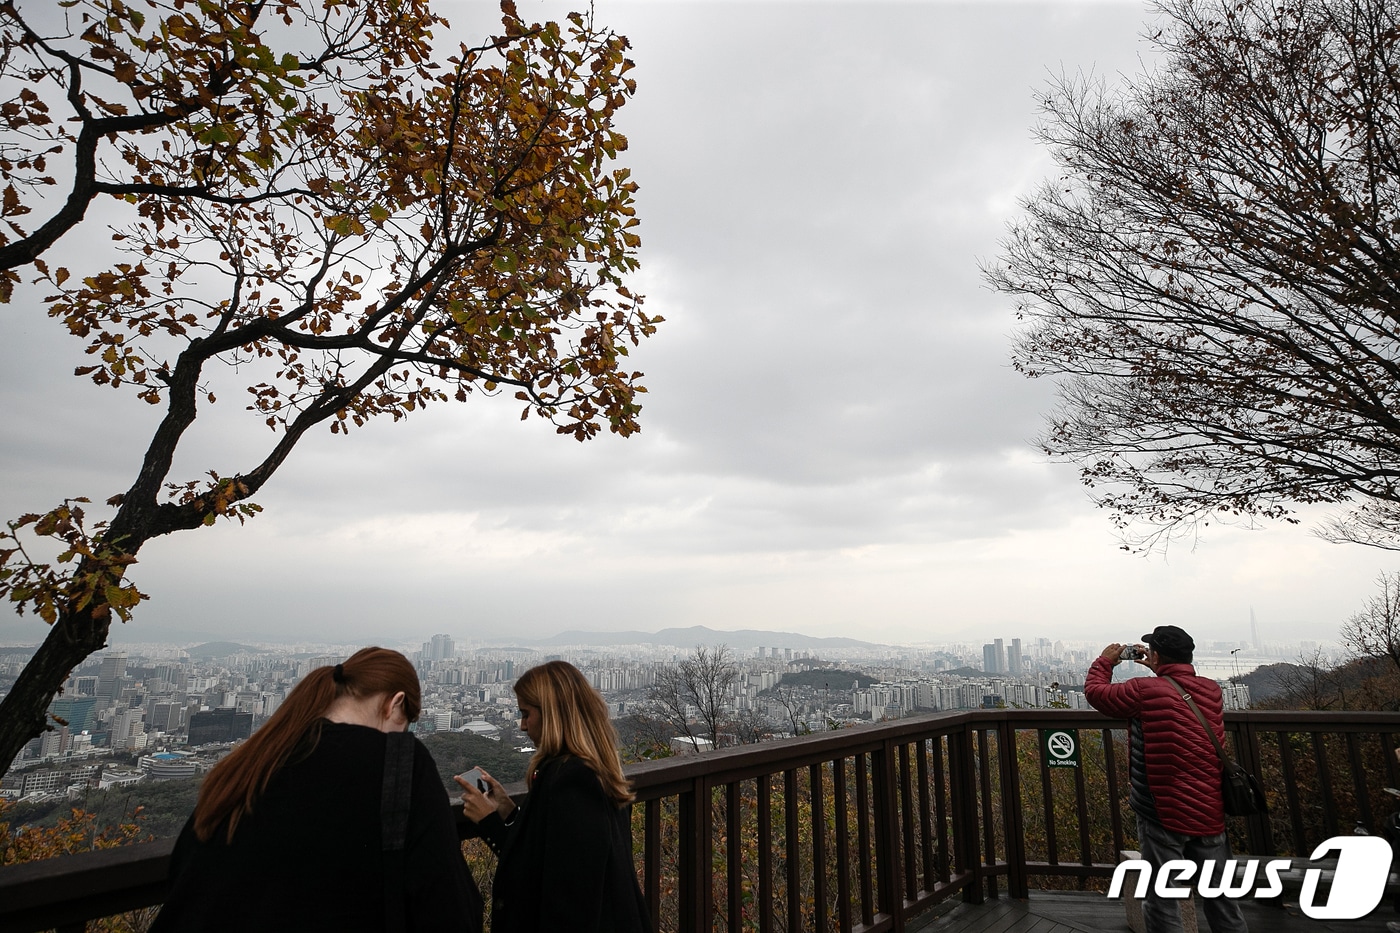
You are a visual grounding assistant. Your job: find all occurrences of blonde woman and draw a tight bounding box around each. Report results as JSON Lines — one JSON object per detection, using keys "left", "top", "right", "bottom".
{"left": 458, "top": 660, "right": 649, "bottom": 933}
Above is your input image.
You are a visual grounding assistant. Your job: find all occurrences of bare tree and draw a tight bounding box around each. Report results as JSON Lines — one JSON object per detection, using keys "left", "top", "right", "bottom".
{"left": 646, "top": 645, "right": 737, "bottom": 752}
{"left": 725, "top": 707, "right": 774, "bottom": 746}
{"left": 986, "top": 0, "right": 1400, "bottom": 551}
{"left": 763, "top": 680, "right": 807, "bottom": 737}
{"left": 1341, "top": 571, "right": 1400, "bottom": 675}
{"left": 612, "top": 712, "right": 677, "bottom": 762}
{"left": 1266, "top": 647, "right": 1346, "bottom": 711}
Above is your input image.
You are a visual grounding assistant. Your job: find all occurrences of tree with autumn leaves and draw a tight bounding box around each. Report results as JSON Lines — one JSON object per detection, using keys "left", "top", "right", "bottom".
{"left": 0, "top": 0, "right": 657, "bottom": 775}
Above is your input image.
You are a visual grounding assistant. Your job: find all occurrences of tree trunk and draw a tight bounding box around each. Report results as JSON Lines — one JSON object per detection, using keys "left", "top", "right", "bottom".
{"left": 0, "top": 602, "right": 112, "bottom": 774}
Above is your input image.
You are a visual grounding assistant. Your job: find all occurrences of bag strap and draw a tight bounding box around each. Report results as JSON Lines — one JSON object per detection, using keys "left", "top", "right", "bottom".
{"left": 381, "top": 731, "right": 415, "bottom": 933}
{"left": 1161, "top": 675, "right": 1230, "bottom": 768}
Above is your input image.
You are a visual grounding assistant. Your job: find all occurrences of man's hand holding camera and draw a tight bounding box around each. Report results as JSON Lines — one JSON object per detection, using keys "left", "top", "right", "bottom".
{"left": 1101, "top": 643, "right": 1150, "bottom": 668}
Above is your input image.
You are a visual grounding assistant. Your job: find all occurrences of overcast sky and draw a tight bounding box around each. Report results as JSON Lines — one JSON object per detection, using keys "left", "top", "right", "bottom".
{"left": 0, "top": 0, "right": 1389, "bottom": 652}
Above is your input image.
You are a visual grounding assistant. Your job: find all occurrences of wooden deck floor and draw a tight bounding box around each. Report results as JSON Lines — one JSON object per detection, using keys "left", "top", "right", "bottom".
{"left": 906, "top": 890, "right": 1400, "bottom": 933}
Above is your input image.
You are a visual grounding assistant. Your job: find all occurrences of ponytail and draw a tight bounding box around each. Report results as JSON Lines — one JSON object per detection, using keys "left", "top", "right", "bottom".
{"left": 192, "top": 646, "right": 420, "bottom": 843}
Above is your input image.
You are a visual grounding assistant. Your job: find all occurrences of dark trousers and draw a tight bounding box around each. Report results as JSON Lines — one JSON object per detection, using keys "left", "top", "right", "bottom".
{"left": 1136, "top": 813, "right": 1249, "bottom": 933}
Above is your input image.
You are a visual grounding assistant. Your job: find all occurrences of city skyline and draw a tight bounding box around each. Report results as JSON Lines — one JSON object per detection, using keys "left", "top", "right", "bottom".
{"left": 4, "top": 627, "right": 1268, "bottom": 775}
{"left": 2, "top": 0, "right": 1390, "bottom": 656}
{"left": 2, "top": 626, "right": 1321, "bottom": 681}
{"left": 2, "top": 618, "right": 1305, "bottom": 793}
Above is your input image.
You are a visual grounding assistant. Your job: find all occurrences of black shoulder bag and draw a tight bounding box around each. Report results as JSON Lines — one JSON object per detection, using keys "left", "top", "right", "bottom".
{"left": 1162, "top": 675, "right": 1266, "bottom": 817}
{"left": 381, "top": 731, "right": 416, "bottom": 933}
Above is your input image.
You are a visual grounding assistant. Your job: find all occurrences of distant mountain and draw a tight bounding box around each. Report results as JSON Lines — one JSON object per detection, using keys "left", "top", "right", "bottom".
{"left": 186, "top": 641, "right": 268, "bottom": 660}
{"left": 531, "top": 625, "right": 885, "bottom": 652}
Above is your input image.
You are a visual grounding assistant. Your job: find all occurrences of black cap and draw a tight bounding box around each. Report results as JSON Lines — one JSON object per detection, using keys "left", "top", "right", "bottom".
{"left": 1142, "top": 625, "right": 1194, "bottom": 661}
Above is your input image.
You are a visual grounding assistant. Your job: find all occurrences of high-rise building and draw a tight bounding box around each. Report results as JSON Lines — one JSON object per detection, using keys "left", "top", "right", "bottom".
{"left": 148, "top": 700, "right": 184, "bottom": 734}
{"left": 150, "top": 662, "right": 188, "bottom": 694}
{"left": 1007, "top": 639, "right": 1023, "bottom": 676}
{"left": 188, "top": 708, "right": 253, "bottom": 746}
{"left": 303, "top": 656, "right": 340, "bottom": 677}
{"left": 982, "top": 643, "right": 1001, "bottom": 674}
{"left": 50, "top": 696, "right": 98, "bottom": 734}
{"left": 39, "top": 726, "right": 68, "bottom": 757}
{"left": 111, "top": 706, "right": 146, "bottom": 751}
{"left": 422, "top": 634, "right": 455, "bottom": 662}
{"left": 97, "top": 652, "right": 127, "bottom": 701}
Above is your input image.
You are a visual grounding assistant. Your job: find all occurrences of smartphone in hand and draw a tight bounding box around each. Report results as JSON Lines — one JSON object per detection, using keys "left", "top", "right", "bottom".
{"left": 457, "top": 767, "right": 489, "bottom": 794}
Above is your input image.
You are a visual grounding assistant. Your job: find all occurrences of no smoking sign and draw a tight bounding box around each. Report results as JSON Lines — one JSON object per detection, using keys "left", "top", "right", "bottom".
{"left": 1040, "top": 729, "right": 1080, "bottom": 768}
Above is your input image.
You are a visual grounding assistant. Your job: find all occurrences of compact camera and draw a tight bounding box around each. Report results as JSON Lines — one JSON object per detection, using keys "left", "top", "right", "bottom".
{"left": 1120, "top": 645, "right": 1146, "bottom": 661}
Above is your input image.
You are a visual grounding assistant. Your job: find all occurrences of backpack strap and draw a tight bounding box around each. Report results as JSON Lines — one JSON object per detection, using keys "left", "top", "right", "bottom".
{"left": 1161, "top": 674, "right": 1229, "bottom": 768}
{"left": 381, "top": 731, "right": 415, "bottom": 933}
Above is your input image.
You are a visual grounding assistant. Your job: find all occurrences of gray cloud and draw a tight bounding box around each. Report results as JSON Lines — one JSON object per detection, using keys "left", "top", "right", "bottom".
{"left": 1, "top": 1, "right": 1382, "bottom": 649}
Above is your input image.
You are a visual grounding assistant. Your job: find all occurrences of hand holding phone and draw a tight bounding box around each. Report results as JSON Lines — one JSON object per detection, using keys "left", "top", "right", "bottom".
{"left": 457, "top": 767, "right": 489, "bottom": 794}
{"left": 456, "top": 766, "right": 516, "bottom": 825}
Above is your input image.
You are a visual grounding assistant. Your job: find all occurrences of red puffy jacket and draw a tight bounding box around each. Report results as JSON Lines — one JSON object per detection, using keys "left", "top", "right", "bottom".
{"left": 1085, "top": 658, "right": 1226, "bottom": 836}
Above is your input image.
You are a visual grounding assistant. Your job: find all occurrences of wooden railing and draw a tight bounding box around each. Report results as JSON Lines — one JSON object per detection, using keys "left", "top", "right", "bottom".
{"left": 3, "top": 708, "right": 1398, "bottom": 933}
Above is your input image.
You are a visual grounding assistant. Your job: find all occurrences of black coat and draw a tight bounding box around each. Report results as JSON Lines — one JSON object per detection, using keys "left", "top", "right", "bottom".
{"left": 151, "top": 722, "right": 482, "bottom": 933}
{"left": 477, "top": 755, "right": 650, "bottom": 933}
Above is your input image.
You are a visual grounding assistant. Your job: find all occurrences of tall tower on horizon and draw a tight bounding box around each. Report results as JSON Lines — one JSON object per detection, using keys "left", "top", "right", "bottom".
{"left": 422, "top": 633, "right": 455, "bottom": 662}
{"left": 1250, "top": 608, "right": 1261, "bottom": 652}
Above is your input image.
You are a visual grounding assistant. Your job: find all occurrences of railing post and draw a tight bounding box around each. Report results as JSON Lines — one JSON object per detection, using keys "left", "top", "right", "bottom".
{"left": 976, "top": 728, "right": 998, "bottom": 901}
{"left": 834, "top": 757, "right": 853, "bottom": 933}
{"left": 727, "top": 781, "right": 743, "bottom": 933}
{"left": 872, "top": 738, "right": 905, "bottom": 931}
{"left": 915, "top": 739, "right": 936, "bottom": 896}
{"left": 996, "top": 716, "right": 1029, "bottom": 899}
{"left": 897, "top": 743, "right": 917, "bottom": 901}
{"left": 1102, "top": 727, "right": 1125, "bottom": 859}
{"left": 1276, "top": 729, "right": 1308, "bottom": 855}
{"left": 758, "top": 774, "right": 774, "bottom": 933}
{"left": 949, "top": 723, "right": 984, "bottom": 904}
{"left": 784, "top": 768, "right": 801, "bottom": 933}
{"left": 677, "top": 774, "right": 712, "bottom": 933}
{"left": 810, "top": 763, "right": 829, "bottom": 932}
{"left": 855, "top": 753, "right": 876, "bottom": 928}
{"left": 643, "top": 798, "right": 661, "bottom": 933}
{"left": 1233, "top": 717, "right": 1273, "bottom": 855}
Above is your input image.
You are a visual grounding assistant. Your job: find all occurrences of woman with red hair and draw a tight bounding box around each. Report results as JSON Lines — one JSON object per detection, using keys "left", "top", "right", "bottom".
{"left": 153, "top": 646, "right": 481, "bottom": 932}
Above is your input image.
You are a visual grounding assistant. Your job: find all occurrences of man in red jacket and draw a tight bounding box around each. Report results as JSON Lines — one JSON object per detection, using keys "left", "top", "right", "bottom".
{"left": 1085, "top": 625, "right": 1248, "bottom": 933}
